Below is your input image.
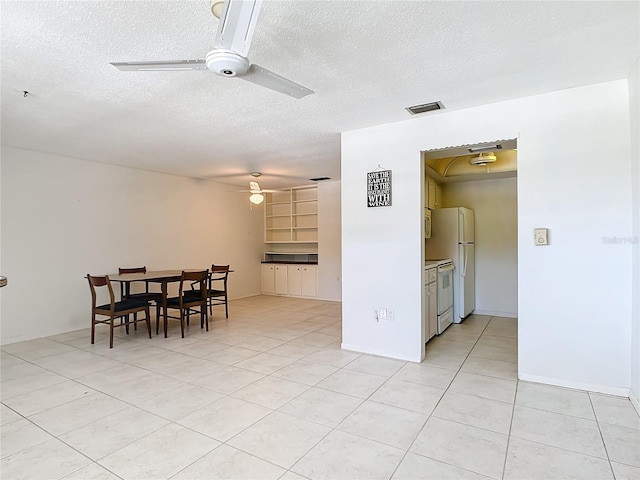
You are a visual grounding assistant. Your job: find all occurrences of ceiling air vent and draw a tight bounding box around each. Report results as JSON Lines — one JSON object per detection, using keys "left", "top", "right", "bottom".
{"left": 309, "top": 177, "right": 331, "bottom": 182}
{"left": 405, "top": 101, "right": 444, "bottom": 115}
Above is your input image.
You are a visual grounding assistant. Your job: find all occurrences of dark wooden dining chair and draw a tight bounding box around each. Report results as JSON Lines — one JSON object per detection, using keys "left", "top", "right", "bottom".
{"left": 87, "top": 274, "right": 152, "bottom": 348}
{"left": 190, "top": 264, "right": 230, "bottom": 318}
{"left": 118, "top": 267, "right": 163, "bottom": 326}
{"left": 165, "top": 270, "right": 209, "bottom": 338}
{"left": 207, "top": 264, "right": 230, "bottom": 318}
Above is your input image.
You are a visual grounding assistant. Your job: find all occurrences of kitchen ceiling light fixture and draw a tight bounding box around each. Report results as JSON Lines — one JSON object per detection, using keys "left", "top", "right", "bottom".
{"left": 469, "top": 152, "right": 497, "bottom": 166}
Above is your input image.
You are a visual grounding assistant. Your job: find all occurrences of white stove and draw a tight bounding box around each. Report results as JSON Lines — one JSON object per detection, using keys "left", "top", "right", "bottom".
{"left": 426, "top": 258, "right": 454, "bottom": 334}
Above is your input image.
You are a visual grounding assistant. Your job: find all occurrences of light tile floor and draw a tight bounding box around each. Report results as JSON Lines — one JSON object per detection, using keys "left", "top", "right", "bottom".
{"left": 1, "top": 296, "right": 639, "bottom": 480}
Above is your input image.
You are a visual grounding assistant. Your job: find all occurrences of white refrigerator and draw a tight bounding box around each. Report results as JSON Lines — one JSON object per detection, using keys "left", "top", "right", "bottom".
{"left": 425, "top": 207, "right": 475, "bottom": 323}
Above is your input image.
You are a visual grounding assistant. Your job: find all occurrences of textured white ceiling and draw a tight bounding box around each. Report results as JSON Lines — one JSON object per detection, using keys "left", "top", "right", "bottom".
{"left": 1, "top": 1, "right": 638, "bottom": 189}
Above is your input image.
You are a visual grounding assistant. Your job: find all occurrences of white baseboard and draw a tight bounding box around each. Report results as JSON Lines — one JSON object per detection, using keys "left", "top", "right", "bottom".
{"left": 630, "top": 389, "right": 640, "bottom": 416}
{"left": 341, "top": 342, "right": 421, "bottom": 362}
{"left": 472, "top": 309, "right": 518, "bottom": 318}
{"left": 519, "top": 373, "right": 631, "bottom": 398}
{"left": 259, "top": 292, "right": 341, "bottom": 302}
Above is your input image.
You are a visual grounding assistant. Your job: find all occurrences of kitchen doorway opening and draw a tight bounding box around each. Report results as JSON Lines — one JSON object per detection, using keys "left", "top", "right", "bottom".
{"left": 421, "top": 139, "right": 518, "bottom": 365}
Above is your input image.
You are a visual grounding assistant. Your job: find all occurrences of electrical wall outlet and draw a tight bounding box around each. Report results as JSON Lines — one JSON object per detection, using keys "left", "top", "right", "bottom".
{"left": 379, "top": 308, "right": 388, "bottom": 321}
{"left": 387, "top": 309, "right": 394, "bottom": 321}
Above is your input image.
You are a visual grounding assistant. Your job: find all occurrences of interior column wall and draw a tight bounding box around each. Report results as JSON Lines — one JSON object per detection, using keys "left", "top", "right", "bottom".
{"left": 0, "top": 146, "right": 264, "bottom": 344}
{"left": 318, "top": 180, "right": 342, "bottom": 301}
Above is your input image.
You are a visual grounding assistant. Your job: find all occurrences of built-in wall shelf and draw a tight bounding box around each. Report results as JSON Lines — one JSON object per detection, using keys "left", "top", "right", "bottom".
{"left": 265, "top": 186, "right": 318, "bottom": 243}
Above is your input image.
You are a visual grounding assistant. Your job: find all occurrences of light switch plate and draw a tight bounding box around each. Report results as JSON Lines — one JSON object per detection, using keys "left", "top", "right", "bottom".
{"left": 534, "top": 228, "right": 549, "bottom": 246}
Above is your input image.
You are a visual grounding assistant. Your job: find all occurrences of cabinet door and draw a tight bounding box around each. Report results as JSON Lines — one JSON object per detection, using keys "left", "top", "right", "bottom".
{"left": 287, "top": 265, "right": 302, "bottom": 296}
{"left": 428, "top": 282, "right": 438, "bottom": 339}
{"left": 301, "top": 266, "right": 317, "bottom": 297}
{"left": 275, "top": 265, "right": 288, "bottom": 295}
{"left": 427, "top": 179, "right": 436, "bottom": 209}
{"left": 423, "top": 282, "right": 429, "bottom": 345}
{"left": 434, "top": 184, "right": 442, "bottom": 208}
{"left": 425, "top": 210, "right": 432, "bottom": 239}
{"left": 261, "top": 265, "right": 275, "bottom": 294}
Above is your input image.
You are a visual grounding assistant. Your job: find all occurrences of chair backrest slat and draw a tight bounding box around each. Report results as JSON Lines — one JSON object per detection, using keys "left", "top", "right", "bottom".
{"left": 210, "top": 264, "right": 229, "bottom": 289}
{"left": 179, "top": 270, "right": 208, "bottom": 304}
{"left": 87, "top": 274, "right": 116, "bottom": 310}
{"left": 118, "top": 266, "right": 146, "bottom": 274}
{"left": 118, "top": 266, "right": 149, "bottom": 296}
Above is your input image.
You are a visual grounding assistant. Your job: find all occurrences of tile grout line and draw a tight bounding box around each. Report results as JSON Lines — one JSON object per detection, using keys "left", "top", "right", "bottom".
{"left": 588, "top": 391, "right": 617, "bottom": 479}
{"left": 387, "top": 315, "right": 496, "bottom": 479}
{"left": 501, "top": 378, "right": 519, "bottom": 480}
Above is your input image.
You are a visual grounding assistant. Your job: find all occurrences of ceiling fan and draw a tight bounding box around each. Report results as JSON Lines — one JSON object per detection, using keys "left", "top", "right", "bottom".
{"left": 110, "top": 0, "right": 314, "bottom": 99}
{"left": 241, "top": 172, "right": 279, "bottom": 204}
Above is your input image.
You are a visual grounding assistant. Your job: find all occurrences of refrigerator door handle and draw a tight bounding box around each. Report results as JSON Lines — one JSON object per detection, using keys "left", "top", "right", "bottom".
{"left": 459, "top": 210, "right": 465, "bottom": 243}
{"left": 461, "top": 245, "right": 467, "bottom": 277}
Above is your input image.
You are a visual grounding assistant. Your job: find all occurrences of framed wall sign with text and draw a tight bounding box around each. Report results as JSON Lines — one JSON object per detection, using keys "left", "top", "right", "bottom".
{"left": 367, "top": 169, "right": 392, "bottom": 207}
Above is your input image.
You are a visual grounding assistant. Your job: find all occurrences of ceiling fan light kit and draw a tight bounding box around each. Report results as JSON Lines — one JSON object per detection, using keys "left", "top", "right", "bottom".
{"left": 249, "top": 193, "right": 265, "bottom": 204}
{"left": 111, "top": 0, "right": 313, "bottom": 99}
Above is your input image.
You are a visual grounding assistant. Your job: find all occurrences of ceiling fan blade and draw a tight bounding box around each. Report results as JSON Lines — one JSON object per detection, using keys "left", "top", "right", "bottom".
{"left": 239, "top": 64, "right": 314, "bottom": 99}
{"left": 249, "top": 181, "right": 261, "bottom": 193}
{"left": 214, "top": 0, "right": 263, "bottom": 57}
{"left": 110, "top": 60, "right": 206, "bottom": 71}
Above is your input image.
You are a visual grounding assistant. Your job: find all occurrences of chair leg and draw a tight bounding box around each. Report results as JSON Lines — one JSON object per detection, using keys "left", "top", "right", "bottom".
{"left": 109, "top": 317, "right": 115, "bottom": 348}
{"left": 224, "top": 295, "right": 228, "bottom": 318}
{"left": 125, "top": 314, "right": 130, "bottom": 334}
{"left": 91, "top": 313, "right": 96, "bottom": 344}
{"left": 204, "top": 306, "right": 209, "bottom": 332}
{"left": 164, "top": 308, "right": 168, "bottom": 338}
{"left": 144, "top": 307, "right": 152, "bottom": 339}
{"left": 133, "top": 312, "right": 137, "bottom": 331}
{"left": 180, "top": 309, "right": 185, "bottom": 338}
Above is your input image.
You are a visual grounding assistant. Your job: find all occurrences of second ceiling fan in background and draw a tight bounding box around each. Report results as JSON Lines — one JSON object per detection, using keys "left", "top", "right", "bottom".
{"left": 111, "top": 0, "right": 314, "bottom": 99}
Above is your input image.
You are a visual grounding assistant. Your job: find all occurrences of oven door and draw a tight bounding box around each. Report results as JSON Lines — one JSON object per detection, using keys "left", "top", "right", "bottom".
{"left": 437, "top": 264, "right": 454, "bottom": 315}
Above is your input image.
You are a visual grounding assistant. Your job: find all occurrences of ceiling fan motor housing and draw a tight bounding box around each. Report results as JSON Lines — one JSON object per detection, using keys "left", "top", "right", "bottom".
{"left": 206, "top": 50, "right": 249, "bottom": 77}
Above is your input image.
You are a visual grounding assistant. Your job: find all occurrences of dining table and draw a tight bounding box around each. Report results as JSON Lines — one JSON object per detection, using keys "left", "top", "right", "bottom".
{"left": 108, "top": 269, "right": 202, "bottom": 338}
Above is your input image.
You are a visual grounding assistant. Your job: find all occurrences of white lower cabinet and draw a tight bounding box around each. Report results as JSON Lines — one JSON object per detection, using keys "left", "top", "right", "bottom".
{"left": 275, "top": 265, "right": 288, "bottom": 295}
{"left": 287, "top": 265, "right": 303, "bottom": 296}
{"left": 261, "top": 264, "right": 275, "bottom": 294}
{"left": 261, "top": 263, "right": 317, "bottom": 298}
{"left": 425, "top": 267, "right": 438, "bottom": 342}
{"left": 301, "top": 266, "right": 317, "bottom": 297}
{"left": 427, "top": 281, "right": 438, "bottom": 340}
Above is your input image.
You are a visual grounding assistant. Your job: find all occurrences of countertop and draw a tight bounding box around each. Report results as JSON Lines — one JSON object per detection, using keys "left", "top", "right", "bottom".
{"left": 261, "top": 261, "right": 318, "bottom": 265}
{"left": 425, "top": 258, "right": 452, "bottom": 269}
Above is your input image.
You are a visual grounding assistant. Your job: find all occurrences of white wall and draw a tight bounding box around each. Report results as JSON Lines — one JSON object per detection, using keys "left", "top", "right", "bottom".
{"left": 0, "top": 146, "right": 264, "bottom": 344}
{"left": 629, "top": 57, "right": 640, "bottom": 410}
{"left": 441, "top": 177, "right": 517, "bottom": 317}
{"left": 342, "top": 80, "right": 633, "bottom": 394}
{"left": 318, "top": 181, "right": 342, "bottom": 301}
